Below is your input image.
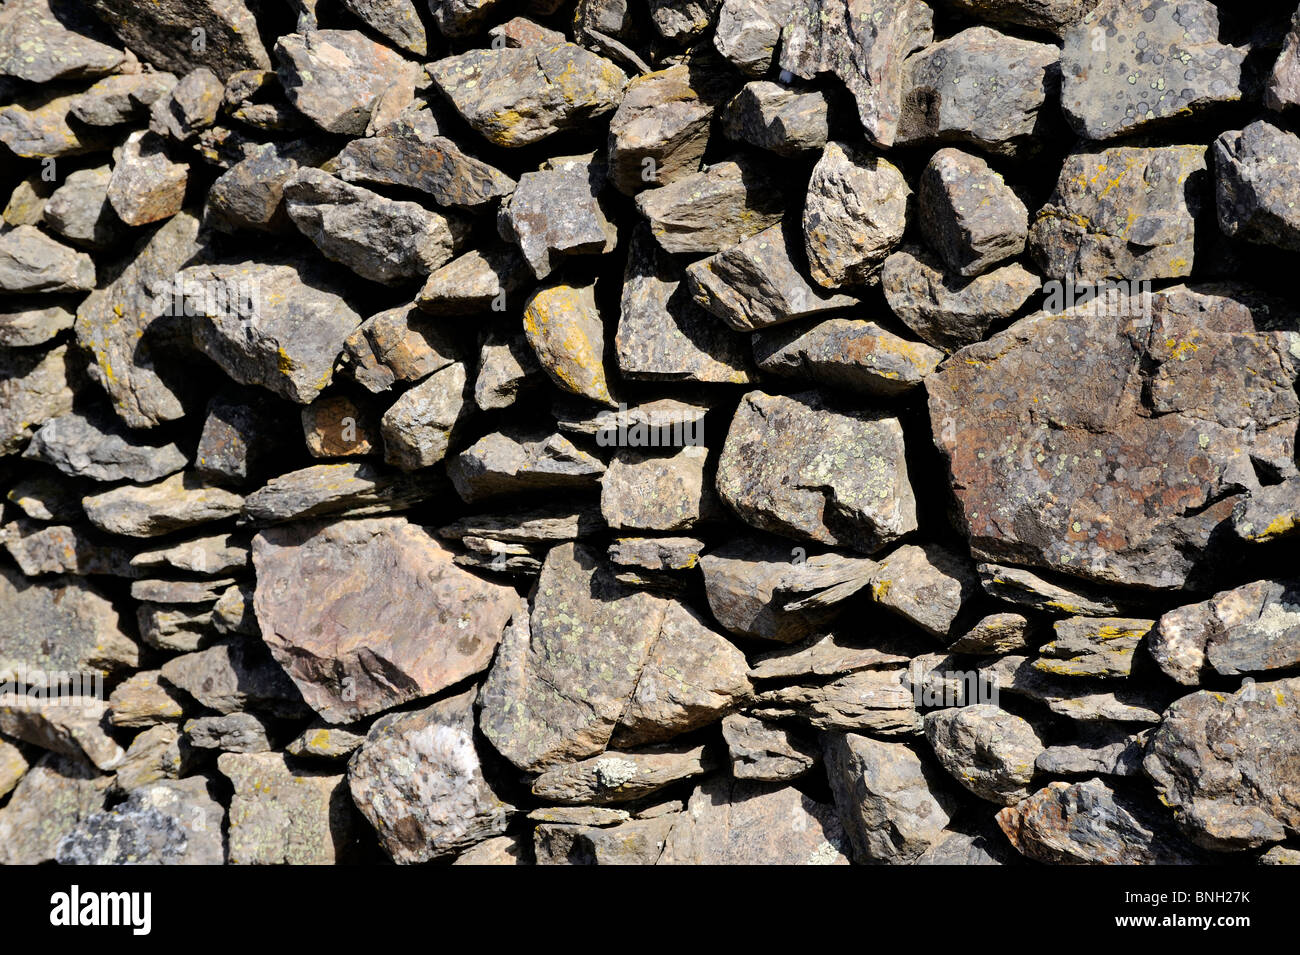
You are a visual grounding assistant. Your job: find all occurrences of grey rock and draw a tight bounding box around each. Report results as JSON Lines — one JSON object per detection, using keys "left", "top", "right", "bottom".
{"left": 206, "top": 149, "right": 298, "bottom": 234}
{"left": 869, "top": 543, "right": 977, "bottom": 639}
{"left": 184, "top": 713, "right": 274, "bottom": 753}
{"left": 86, "top": 0, "right": 270, "bottom": 79}
{"left": 976, "top": 562, "right": 1127, "bottom": 616}
{"left": 275, "top": 29, "right": 417, "bottom": 135}
{"left": 0, "top": 0, "right": 126, "bottom": 83}
{"left": 3, "top": 519, "right": 139, "bottom": 577}
{"left": 918, "top": 147, "right": 1028, "bottom": 277}
{"left": 534, "top": 815, "right": 674, "bottom": 865}
{"left": 748, "top": 632, "right": 908, "bottom": 679}
{"left": 83, "top": 472, "right": 242, "bottom": 537}
{"left": 23, "top": 412, "right": 186, "bottom": 482}
{"left": 380, "top": 362, "right": 469, "bottom": 470}
{"left": 700, "top": 536, "right": 839, "bottom": 642}
{"left": 1035, "top": 616, "right": 1153, "bottom": 678}
{"left": 0, "top": 225, "right": 95, "bottom": 293}
{"left": 601, "top": 444, "right": 711, "bottom": 531}
{"left": 286, "top": 721, "right": 367, "bottom": 759}
{"left": 0, "top": 693, "right": 124, "bottom": 771}
{"left": 0, "top": 739, "right": 27, "bottom": 800}
{"left": 195, "top": 396, "right": 276, "bottom": 486}
{"left": 721, "top": 81, "right": 828, "bottom": 156}
{"left": 751, "top": 667, "right": 920, "bottom": 734}
{"left": 474, "top": 332, "right": 542, "bottom": 411}
{"left": 1266, "top": 5, "right": 1300, "bottom": 111}
{"left": 1214, "top": 120, "right": 1300, "bottom": 253}
{"left": 70, "top": 72, "right": 178, "bottom": 127}
{"left": 531, "top": 745, "right": 714, "bottom": 804}
{"left": 219, "top": 751, "right": 355, "bottom": 864}
{"left": 242, "top": 461, "right": 440, "bottom": 523}
{"left": 160, "top": 638, "right": 305, "bottom": 718}
{"left": 106, "top": 131, "right": 189, "bottom": 227}
{"left": 0, "top": 300, "right": 76, "bottom": 348}
{"left": 713, "top": 0, "right": 797, "bottom": 76}
{"left": 923, "top": 704, "right": 1043, "bottom": 804}
{"left": 947, "top": 612, "right": 1031, "bottom": 654}
{"left": 6, "top": 475, "right": 86, "bottom": 522}
{"left": 753, "top": 318, "right": 942, "bottom": 395}
{"left": 108, "top": 671, "right": 186, "bottom": 729}
{"left": 130, "top": 577, "right": 237, "bottom": 604}
{"left": 137, "top": 603, "right": 215, "bottom": 652}
{"left": 343, "top": 302, "right": 460, "bottom": 394}
{"left": 943, "top": 0, "right": 1098, "bottom": 37}
{"left": 1035, "top": 725, "right": 1148, "bottom": 777}
{"left": 55, "top": 777, "right": 225, "bottom": 865}
{"left": 340, "top": 0, "right": 426, "bottom": 54}
{"left": 149, "top": 67, "right": 224, "bottom": 142}
{"left": 0, "top": 753, "right": 110, "bottom": 865}
{"left": 500, "top": 156, "right": 617, "bottom": 280}
{"left": 722, "top": 712, "right": 818, "bottom": 780}
{"left": 417, "top": 246, "right": 529, "bottom": 315}
{"left": 334, "top": 126, "right": 515, "bottom": 211}
{"left": 635, "top": 158, "right": 784, "bottom": 256}
{"left": 0, "top": 344, "right": 74, "bottom": 454}
{"left": 43, "top": 166, "right": 122, "bottom": 249}
{"left": 0, "top": 89, "right": 115, "bottom": 158}
{"left": 132, "top": 534, "right": 248, "bottom": 576}
{"left": 1233, "top": 476, "right": 1300, "bottom": 544}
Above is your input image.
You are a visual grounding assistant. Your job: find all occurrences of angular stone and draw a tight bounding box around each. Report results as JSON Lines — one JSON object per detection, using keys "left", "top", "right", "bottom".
{"left": 0, "top": 0, "right": 126, "bottom": 83}
{"left": 1035, "top": 616, "right": 1152, "bottom": 678}
{"left": 997, "top": 778, "right": 1198, "bottom": 863}
{"left": 137, "top": 603, "right": 214, "bottom": 652}
{"left": 600, "top": 445, "right": 710, "bottom": 532}
{"left": 220, "top": 751, "right": 355, "bottom": 864}
{"left": 417, "top": 246, "right": 528, "bottom": 315}
{"left": 334, "top": 127, "right": 514, "bottom": 211}
{"left": 1060, "top": 0, "right": 1245, "bottom": 140}
{"left": 206, "top": 149, "right": 298, "bottom": 234}
{"left": 534, "top": 815, "right": 673, "bottom": 865}
{"left": 55, "top": 777, "right": 224, "bottom": 865}
{"left": 242, "top": 461, "right": 439, "bottom": 523}
{"left": 977, "top": 562, "right": 1127, "bottom": 616}
{"left": 0, "top": 344, "right": 74, "bottom": 454}
{"left": 918, "top": 147, "right": 1028, "bottom": 277}
{"left": 869, "top": 543, "right": 977, "bottom": 639}
{"left": 380, "top": 364, "right": 468, "bottom": 470}
{"left": 1028, "top": 145, "right": 1207, "bottom": 282}
{"left": 896, "top": 26, "right": 1058, "bottom": 157}
{"left": 718, "top": 389, "right": 917, "bottom": 553}
{"left": 83, "top": 473, "right": 242, "bottom": 537}
{"left": 70, "top": 72, "right": 178, "bottom": 127}
{"left": 75, "top": 212, "right": 203, "bottom": 429}
{"left": 0, "top": 563, "right": 137, "bottom": 680}
{"left": 0, "top": 225, "right": 94, "bottom": 293}
{"left": 87, "top": 0, "right": 270, "bottom": 79}
{"left": 713, "top": 0, "right": 797, "bottom": 76}
{"left": 1267, "top": 5, "right": 1300, "bottom": 111}
{"left": 160, "top": 638, "right": 305, "bottom": 718}
{"left": 753, "top": 317, "right": 941, "bottom": 395}
{"left": 149, "top": 67, "right": 223, "bottom": 142}
{"left": 688, "top": 224, "right": 858, "bottom": 331}
{"left": 823, "top": 733, "right": 951, "bottom": 863}
{"left": 945, "top": 0, "right": 1097, "bottom": 36}
{"left": 348, "top": 688, "right": 512, "bottom": 864}
{"left": 253, "top": 517, "right": 517, "bottom": 723}
{"left": 340, "top": 0, "right": 426, "bottom": 54}
{"left": 1035, "top": 725, "right": 1148, "bottom": 777}
{"left": 185, "top": 713, "right": 274, "bottom": 753}
{"left": 114, "top": 723, "right": 186, "bottom": 790}
{"left": 0, "top": 300, "right": 76, "bottom": 347}
{"left": 106, "top": 131, "right": 189, "bottom": 227}
{"left": 531, "top": 745, "right": 714, "bottom": 805}
{"left": 343, "top": 303, "right": 460, "bottom": 394}
{"left": 186, "top": 261, "right": 363, "bottom": 403}
{"left": 522, "top": 282, "right": 616, "bottom": 407}
{"left": 635, "top": 158, "right": 784, "bottom": 256}
{"left": 0, "top": 753, "right": 109, "bottom": 865}
{"left": 131, "top": 577, "right": 237, "bottom": 604}
{"left": 23, "top": 412, "right": 186, "bottom": 482}
{"left": 748, "top": 632, "right": 907, "bottom": 679}
{"left": 427, "top": 43, "right": 627, "bottom": 147}
{"left": 3, "top": 176, "right": 49, "bottom": 226}
{"left": 0, "top": 738, "right": 27, "bottom": 800}
{"left": 5, "top": 475, "right": 85, "bottom": 522}
{"left": 0, "top": 89, "right": 115, "bottom": 158}
{"left": 286, "top": 721, "right": 367, "bottom": 759}
{"left": 275, "top": 29, "right": 416, "bottom": 135}
{"left": 427, "top": 0, "right": 504, "bottom": 37}
{"left": 700, "top": 536, "right": 837, "bottom": 642}
{"left": 500, "top": 156, "right": 616, "bottom": 281}
{"left": 947, "top": 612, "right": 1031, "bottom": 654}
{"left": 803, "top": 141, "right": 908, "bottom": 288}
{"left": 722, "top": 81, "right": 827, "bottom": 156}
{"left": 1214, "top": 120, "right": 1300, "bottom": 253}
{"left": 1233, "top": 476, "right": 1300, "bottom": 544}
{"left": 0, "top": 693, "right": 123, "bottom": 770}
{"left": 932, "top": 286, "right": 1299, "bottom": 588}
{"left": 924, "top": 704, "right": 1042, "bottom": 805}
{"left": 108, "top": 670, "right": 186, "bottom": 729}
{"left": 195, "top": 396, "right": 276, "bottom": 485}
{"left": 780, "top": 0, "right": 934, "bottom": 147}
{"left": 473, "top": 332, "right": 541, "bottom": 411}
{"left": 659, "top": 776, "right": 849, "bottom": 864}
{"left": 882, "top": 246, "right": 1039, "bottom": 352}
{"left": 751, "top": 667, "right": 920, "bottom": 734}
{"left": 722, "top": 712, "right": 818, "bottom": 780}
{"left": 43, "top": 166, "right": 121, "bottom": 249}
{"left": 1149, "top": 580, "right": 1300, "bottom": 686}
{"left": 2, "top": 519, "right": 138, "bottom": 577}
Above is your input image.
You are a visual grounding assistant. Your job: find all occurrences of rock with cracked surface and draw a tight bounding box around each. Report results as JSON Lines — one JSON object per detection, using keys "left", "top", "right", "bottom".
{"left": 220, "top": 751, "right": 355, "bottom": 864}
{"left": 1060, "top": 0, "right": 1244, "bottom": 141}
{"left": 149, "top": 68, "right": 223, "bottom": 143}
{"left": 721, "top": 81, "right": 828, "bottom": 156}
{"left": 895, "top": 26, "right": 1058, "bottom": 157}
{"left": 717, "top": 390, "right": 917, "bottom": 553}
{"left": 500, "top": 156, "right": 617, "bottom": 280}
{"left": 343, "top": 303, "right": 460, "bottom": 394}
{"left": 160, "top": 638, "right": 306, "bottom": 718}
{"left": 0, "top": 0, "right": 127, "bottom": 83}
{"left": 803, "top": 141, "right": 908, "bottom": 288}
{"left": 194, "top": 396, "right": 278, "bottom": 486}
{"left": 882, "top": 246, "right": 1039, "bottom": 352}
{"left": 1267, "top": 5, "right": 1300, "bottom": 111}
{"left": 780, "top": 0, "right": 934, "bottom": 148}
{"left": 114, "top": 723, "right": 187, "bottom": 790}
{"left": 522, "top": 282, "right": 617, "bottom": 407}
{"left": 286, "top": 721, "right": 367, "bottom": 759}
{"left": 1233, "top": 476, "right": 1300, "bottom": 545}
{"left": 427, "top": 0, "right": 505, "bottom": 37}
{"left": 55, "top": 777, "right": 225, "bottom": 865}
{"left": 340, "top": 0, "right": 427, "bottom": 54}
{"left": 76, "top": 213, "right": 203, "bottom": 429}
{"left": 1035, "top": 725, "right": 1148, "bottom": 777}
{"left": 617, "top": 228, "right": 754, "bottom": 384}
{"left": 285, "top": 168, "right": 464, "bottom": 285}
{"left": 106, "top": 131, "right": 189, "bottom": 227}
{"left": 0, "top": 345, "right": 74, "bottom": 455}
{"left": 1148, "top": 580, "right": 1300, "bottom": 686}
{"left": 607, "top": 62, "right": 727, "bottom": 195}
{"left": 0, "top": 693, "right": 124, "bottom": 771}
{"left": 944, "top": 0, "right": 1098, "bottom": 37}
{"left": 186, "top": 261, "right": 363, "bottom": 404}
{"left": 23, "top": 413, "right": 186, "bottom": 482}
{"left": 0, "top": 563, "right": 137, "bottom": 681}
{"left": 659, "top": 776, "right": 849, "bottom": 864}
{"left": 601, "top": 445, "right": 711, "bottom": 532}
{"left": 83, "top": 473, "right": 242, "bottom": 537}
{"left": 928, "top": 287, "right": 1298, "bottom": 589}
{"left": 0, "top": 226, "right": 95, "bottom": 293}
{"left": 6, "top": 475, "right": 86, "bottom": 522}
{"left": 2, "top": 520, "right": 139, "bottom": 577}
{"left": 108, "top": 671, "right": 186, "bottom": 729}
{"left": 531, "top": 745, "right": 714, "bottom": 804}
{"left": 206, "top": 149, "right": 298, "bottom": 234}
{"left": 253, "top": 517, "right": 517, "bottom": 723}
{"left": 138, "top": 604, "right": 215, "bottom": 652}
{"left": 417, "top": 246, "right": 528, "bottom": 315}
{"left": 688, "top": 224, "right": 858, "bottom": 331}
{"left": 242, "top": 461, "right": 439, "bottom": 523}
{"left": 0, "top": 753, "right": 110, "bottom": 865}
{"left": 635, "top": 158, "right": 784, "bottom": 256}
{"left": 86, "top": 0, "right": 270, "bottom": 79}
{"left": 751, "top": 666, "right": 920, "bottom": 734}
{"left": 275, "top": 29, "right": 417, "bottom": 135}
{"left": 713, "top": 0, "right": 797, "bottom": 75}
{"left": 1029, "top": 145, "right": 1207, "bottom": 283}
{"left": 722, "top": 713, "right": 818, "bottom": 780}
{"left": 748, "top": 632, "right": 908, "bottom": 679}
{"left": 72, "top": 72, "right": 178, "bottom": 127}
{"left": 918, "top": 147, "right": 1027, "bottom": 277}
{"left": 428, "top": 43, "right": 627, "bottom": 147}
{"left": 1214, "top": 120, "right": 1300, "bottom": 253}
{"left": 699, "top": 536, "right": 838, "bottom": 642}
{"left": 0, "top": 301, "right": 76, "bottom": 348}
{"left": 976, "top": 562, "right": 1128, "bottom": 616}
{"left": 753, "top": 318, "right": 942, "bottom": 396}
{"left": 823, "top": 733, "right": 952, "bottom": 863}
{"left": 474, "top": 333, "right": 541, "bottom": 411}
{"left": 924, "top": 704, "right": 1043, "bottom": 805}
{"left": 997, "top": 778, "right": 1199, "bottom": 863}
{"left": 380, "top": 363, "right": 469, "bottom": 470}
{"left": 1035, "top": 616, "right": 1152, "bottom": 679}
{"left": 534, "top": 815, "right": 674, "bottom": 865}
{"left": 348, "top": 688, "right": 512, "bottom": 864}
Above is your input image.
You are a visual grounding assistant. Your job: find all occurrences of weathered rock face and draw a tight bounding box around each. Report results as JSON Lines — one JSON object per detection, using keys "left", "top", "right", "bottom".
{"left": 923, "top": 705, "right": 1042, "bottom": 805}
{"left": 803, "top": 141, "right": 908, "bottom": 288}
{"left": 219, "top": 752, "right": 356, "bottom": 864}
{"left": 56, "top": 777, "right": 226, "bottom": 865}
{"left": 928, "top": 286, "right": 1298, "bottom": 590}
{"left": 253, "top": 517, "right": 518, "bottom": 723}
{"left": 1214, "top": 120, "right": 1300, "bottom": 254}
{"left": 274, "top": 30, "right": 416, "bottom": 135}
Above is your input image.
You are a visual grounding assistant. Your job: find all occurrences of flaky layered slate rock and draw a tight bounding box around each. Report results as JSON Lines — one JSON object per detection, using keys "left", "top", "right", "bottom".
{"left": 869, "top": 543, "right": 976, "bottom": 638}
{"left": 722, "top": 712, "right": 818, "bottom": 780}
{"left": 803, "top": 141, "right": 908, "bottom": 288}
{"left": 219, "top": 752, "right": 355, "bottom": 864}
{"left": 23, "top": 413, "right": 186, "bottom": 482}
{"left": 253, "top": 517, "right": 518, "bottom": 723}
{"left": 348, "top": 688, "right": 513, "bottom": 863}
{"left": 779, "top": 0, "right": 934, "bottom": 148}
{"left": 83, "top": 473, "right": 243, "bottom": 537}
{"left": 721, "top": 81, "right": 828, "bottom": 156}
{"left": 718, "top": 390, "right": 917, "bottom": 553}
{"left": 428, "top": 43, "right": 628, "bottom": 147}
{"left": 928, "top": 285, "right": 1299, "bottom": 589}
{"left": 923, "top": 705, "right": 1042, "bottom": 805}
{"left": 447, "top": 428, "right": 605, "bottom": 503}
{"left": 160, "top": 638, "right": 305, "bottom": 718}
{"left": 1060, "top": 0, "right": 1245, "bottom": 140}
{"left": 0, "top": 694, "right": 124, "bottom": 771}
{"left": 274, "top": 30, "right": 416, "bottom": 135}
{"left": 1035, "top": 616, "right": 1151, "bottom": 679}
{"left": 753, "top": 318, "right": 941, "bottom": 396}
{"left": 699, "top": 536, "right": 834, "bottom": 642}
{"left": 531, "top": 745, "right": 714, "bottom": 804}
{"left": 635, "top": 157, "right": 784, "bottom": 256}
{"left": 1144, "top": 677, "right": 1300, "bottom": 850}
{"left": 186, "top": 261, "right": 362, "bottom": 403}
{"left": 335, "top": 125, "right": 515, "bottom": 211}
{"left": 600, "top": 445, "right": 711, "bottom": 532}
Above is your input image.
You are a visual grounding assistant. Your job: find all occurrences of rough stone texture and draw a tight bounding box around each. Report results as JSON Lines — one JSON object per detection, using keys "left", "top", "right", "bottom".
{"left": 0, "top": 225, "right": 95, "bottom": 293}
{"left": 918, "top": 147, "right": 1028, "bottom": 277}
{"left": 718, "top": 390, "right": 917, "bottom": 553}
{"left": 0, "top": 753, "right": 110, "bottom": 865}
{"left": 755, "top": 318, "right": 941, "bottom": 397}
{"left": 335, "top": 126, "right": 515, "bottom": 211}
{"left": 344, "top": 303, "right": 460, "bottom": 393}
{"left": 23, "top": 412, "right": 186, "bottom": 482}
{"left": 106, "top": 131, "right": 189, "bottom": 227}
{"left": 160, "top": 638, "right": 305, "bottom": 718}
{"left": 1036, "top": 616, "right": 1151, "bottom": 679}
{"left": 722, "top": 712, "right": 818, "bottom": 780}
{"left": 1214, "top": 120, "right": 1300, "bottom": 253}
{"left": 522, "top": 283, "right": 617, "bottom": 407}
{"left": 722, "top": 81, "right": 828, "bottom": 156}
{"left": 531, "top": 745, "right": 713, "bottom": 804}
{"left": 219, "top": 752, "right": 355, "bottom": 864}
{"left": 600, "top": 445, "right": 710, "bottom": 531}
{"left": 1060, "top": 0, "right": 1245, "bottom": 140}
{"left": 924, "top": 705, "right": 1043, "bottom": 805}
{"left": 713, "top": 0, "right": 797, "bottom": 76}
{"left": 0, "top": 0, "right": 126, "bottom": 84}
{"left": 348, "top": 688, "right": 512, "bottom": 863}
{"left": 108, "top": 670, "right": 186, "bottom": 729}
{"left": 55, "top": 777, "right": 225, "bottom": 865}
{"left": 253, "top": 517, "right": 517, "bottom": 723}
{"left": 869, "top": 543, "right": 977, "bottom": 639}
{"left": 1267, "top": 5, "right": 1300, "bottom": 111}
{"left": 0, "top": 693, "right": 124, "bottom": 771}
{"left": 83, "top": 472, "right": 243, "bottom": 537}
{"left": 0, "top": 345, "right": 74, "bottom": 455}
{"left": 803, "top": 141, "right": 908, "bottom": 288}
{"left": 635, "top": 158, "right": 784, "bottom": 256}
{"left": 275, "top": 30, "right": 416, "bottom": 135}
{"left": 86, "top": 0, "right": 270, "bottom": 79}
{"left": 500, "top": 156, "right": 617, "bottom": 279}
